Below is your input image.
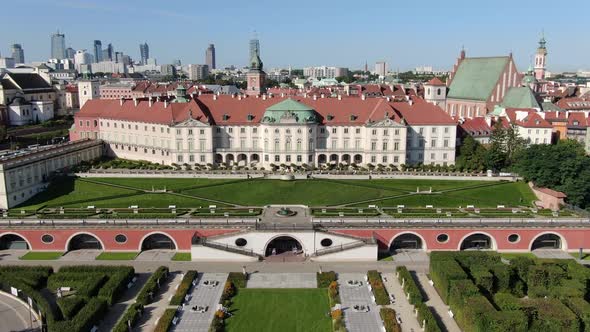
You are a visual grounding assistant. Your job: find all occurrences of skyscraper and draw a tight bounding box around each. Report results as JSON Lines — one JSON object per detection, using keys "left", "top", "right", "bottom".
{"left": 139, "top": 42, "right": 149, "bottom": 65}
{"left": 11, "top": 44, "right": 24, "bottom": 64}
{"left": 93, "top": 40, "right": 102, "bottom": 63}
{"left": 105, "top": 43, "right": 114, "bottom": 61}
{"left": 65, "top": 47, "right": 75, "bottom": 59}
{"left": 205, "top": 44, "right": 216, "bottom": 70}
{"left": 51, "top": 31, "right": 66, "bottom": 60}
{"left": 249, "top": 37, "right": 260, "bottom": 63}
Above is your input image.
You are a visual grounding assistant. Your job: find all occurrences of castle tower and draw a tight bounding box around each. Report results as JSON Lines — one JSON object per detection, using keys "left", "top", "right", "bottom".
{"left": 534, "top": 34, "right": 547, "bottom": 80}
{"left": 78, "top": 79, "right": 100, "bottom": 108}
{"left": 423, "top": 77, "right": 447, "bottom": 109}
{"left": 246, "top": 52, "right": 266, "bottom": 96}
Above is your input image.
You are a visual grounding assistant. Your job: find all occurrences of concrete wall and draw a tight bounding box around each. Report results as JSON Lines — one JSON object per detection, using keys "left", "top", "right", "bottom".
{"left": 191, "top": 245, "right": 258, "bottom": 262}
{"left": 312, "top": 244, "right": 377, "bottom": 262}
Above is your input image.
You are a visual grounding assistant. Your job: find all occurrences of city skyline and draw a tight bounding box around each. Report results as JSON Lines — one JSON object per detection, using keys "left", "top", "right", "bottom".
{"left": 0, "top": 0, "right": 589, "bottom": 72}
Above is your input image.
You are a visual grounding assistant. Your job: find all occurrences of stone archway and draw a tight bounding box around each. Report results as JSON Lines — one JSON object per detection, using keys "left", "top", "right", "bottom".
{"left": 329, "top": 154, "right": 339, "bottom": 164}
{"left": 353, "top": 154, "right": 363, "bottom": 164}
{"left": 141, "top": 233, "right": 177, "bottom": 251}
{"left": 225, "top": 154, "right": 235, "bottom": 165}
{"left": 531, "top": 233, "right": 563, "bottom": 250}
{"left": 250, "top": 154, "right": 260, "bottom": 165}
{"left": 341, "top": 154, "right": 351, "bottom": 164}
{"left": 390, "top": 233, "right": 424, "bottom": 252}
{"left": 460, "top": 233, "right": 494, "bottom": 250}
{"left": 0, "top": 233, "right": 30, "bottom": 250}
{"left": 214, "top": 153, "right": 223, "bottom": 164}
{"left": 264, "top": 236, "right": 303, "bottom": 257}
{"left": 237, "top": 153, "right": 248, "bottom": 166}
{"left": 67, "top": 233, "right": 103, "bottom": 251}
{"left": 318, "top": 154, "right": 327, "bottom": 164}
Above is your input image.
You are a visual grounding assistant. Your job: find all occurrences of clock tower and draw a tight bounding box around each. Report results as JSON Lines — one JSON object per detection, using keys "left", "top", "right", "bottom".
{"left": 246, "top": 52, "right": 266, "bottom": 96}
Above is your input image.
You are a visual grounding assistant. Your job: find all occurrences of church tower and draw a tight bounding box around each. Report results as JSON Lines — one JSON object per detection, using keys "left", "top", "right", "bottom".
{"left": 534, "top": 34, "right": 547, "bottom": 80}
{"left": 246, "top": 52, "right": 266, "bottom": 96}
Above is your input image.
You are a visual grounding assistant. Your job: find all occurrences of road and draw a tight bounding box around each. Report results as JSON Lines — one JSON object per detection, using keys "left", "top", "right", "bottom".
{"left": 0, "top": 292, "right": 41, "bottom": 332}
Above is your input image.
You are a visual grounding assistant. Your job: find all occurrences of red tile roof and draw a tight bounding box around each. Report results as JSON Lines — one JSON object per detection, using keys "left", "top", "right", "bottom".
{"left": 504, "top": 109, "right": 552, "bottom": 128}
{"left": 391, "top": 96, "right": 455, "bottom": 125}
{"left": 556, "top": 97, "right": 590, "bottom": 110}
{"left": 535, "top": 187, "right": 567, "bottom": 198}
{"left": 426, "top": 77, "right": 445, "bottom": 86}
{"left": 459, "top": 117, "right": 492, "bottom": 136}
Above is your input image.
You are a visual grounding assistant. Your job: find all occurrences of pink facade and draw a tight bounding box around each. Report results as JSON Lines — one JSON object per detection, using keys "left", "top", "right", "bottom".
{"left": 71, "top": 115, "right": 101, "bottom": 141}
{"left": 0, "top": 228, "right": 237, "bottom": 252}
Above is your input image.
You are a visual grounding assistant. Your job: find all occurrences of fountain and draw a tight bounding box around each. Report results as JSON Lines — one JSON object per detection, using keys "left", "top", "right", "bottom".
{"left": 275, "top": 207, "right": 297, "bottom": 217}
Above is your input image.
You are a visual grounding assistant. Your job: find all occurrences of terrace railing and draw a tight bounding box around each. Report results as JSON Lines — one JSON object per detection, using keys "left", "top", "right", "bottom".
{"left": 311, "top": 240, "right": 368, "bottom": 257}
{"left": 194, "top": 237, "right": 262, "bottom": 260}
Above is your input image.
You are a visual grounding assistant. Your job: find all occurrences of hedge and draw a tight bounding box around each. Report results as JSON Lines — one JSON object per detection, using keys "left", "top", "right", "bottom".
{"left": 112, "top": 303, "right": 144, "bottom": 332}
{"left": 317, "top": 271, "right": 337, "bottom": 288}
{"left": 50, "top": 298, "right": 107, "bottom": 332}
{"left": 227, "top": 272, "right": 247, "bottom": 288}
{"left": 154, "top": 308, "right": 177, "bottom": 332}
{"left": 367, "top": 270, "right": 390, "bottom": 305}
{"left": 524, "top": 298, "right": 580, "bottom": 332}
{"left": 564, "top": 297, "right": 590, "bottom": 332}
{"left": 416, "top": 302, "right": 442, "bottom": 332}
{"left": 430, "top": 257, "right": 468, "bottom": 303}
{"left": 328, "top": 281, "right": 341, "bottom": 306}
{"left": 470, "top": 265, "right": 494, "bottom": 294}
{"left": 56, "top": 296, "right": 86, "bottom": 320}
{"left": 209, "top": 310, "right": 224, "bottom": 332}
{"left": 0, "top": 266, "right": 53, "bottom": 289}
{"left": 47, "top": 273, "right": 106, "bottom": 298}
{"left": 97, "top": 267, "right": 135, "bottom": 305}
{"left": 219, "top": 281, "right": 236, "bottom": 305}
{"left": 380, "top": 307, "right": 401, "bottom": 332}
{"left": 396, "top": 266, "right": 422, "bottom": 305}
{"left": 136, "top": 266, "right": 169, "bottom": 306}
{"left": 170, "top": 270, "right": 197, "bottom": 305}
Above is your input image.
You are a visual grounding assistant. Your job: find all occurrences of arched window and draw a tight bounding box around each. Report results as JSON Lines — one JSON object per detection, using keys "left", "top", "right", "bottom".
{"left": 274, "top": 139, "right": 280, "bottom": 151}
{"left": 296, "top": 139, "right": 302, "bottom": 151}
{"left": 285, "top": 139, "right": 291, "bottom": 151}
{"left": 437, "top": 88, "right": 441, "bottom": 96}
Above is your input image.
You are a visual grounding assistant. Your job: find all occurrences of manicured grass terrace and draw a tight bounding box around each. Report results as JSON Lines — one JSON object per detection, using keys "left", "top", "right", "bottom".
{"left": 15, "top": 177, "right": 538, "bottom": 210}
{"left": 95, "top": 252, "right": 138, "bottom": 260}
{"left": 19, "top": 251, "right": 63, "bottom": 260}
{"left": 171, "top": 252, "right": 191, "bottom": 261}
{"left": 225, "top": 288, "right": 332, "bottom": 332}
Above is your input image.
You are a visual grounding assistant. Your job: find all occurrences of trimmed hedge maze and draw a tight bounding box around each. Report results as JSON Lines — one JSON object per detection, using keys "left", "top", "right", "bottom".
{"left": 430, "top": 252, "right": 590, "bottom": 332}
{"left": 0, "top": 265, "right": 134, "bottom": 332}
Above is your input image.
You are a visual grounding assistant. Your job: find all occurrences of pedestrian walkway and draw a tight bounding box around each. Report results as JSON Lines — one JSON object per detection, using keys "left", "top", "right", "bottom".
{"left": 135, "top": 272, "right": 183, "bottom": 332}
{"left": 98, "top": 273, "right": 148, "bottom": 331}
{"left": 381, "top": 272, "right": 421, "bottom": 332}
{"left": 415, "top": 272, "right": 461, "bottom": 332}
{"left": 172, "top": 273, "right": 228, "bottom": 332}
{"left": 338, "top": 273, "right": 383, "bottom": 332}
{"left": 247, "top": 273, "right": 317, "bottom": 288}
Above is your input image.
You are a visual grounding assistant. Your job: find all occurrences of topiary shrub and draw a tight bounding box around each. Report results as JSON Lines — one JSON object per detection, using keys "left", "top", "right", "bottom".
{"left": 317, "top": 271, "right": 337, "bottom": 288}
{"left": 56, "top": 296, "right": 86, "bottom": 320}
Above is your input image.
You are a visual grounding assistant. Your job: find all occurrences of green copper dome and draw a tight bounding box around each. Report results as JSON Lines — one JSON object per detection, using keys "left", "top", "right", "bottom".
{"left": 262, "top": 99, "right": 317, "bottom": 124}
{"left": 173, "top": 84, "right": 189, "bottom": 103}
{"left": 250, "top": 53, "right": 263, "bottom": 71}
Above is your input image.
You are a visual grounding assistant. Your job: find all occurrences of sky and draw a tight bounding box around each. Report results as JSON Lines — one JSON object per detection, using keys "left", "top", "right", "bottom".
{"left": 1, "top": 0, "right": 588, "bottom": 72}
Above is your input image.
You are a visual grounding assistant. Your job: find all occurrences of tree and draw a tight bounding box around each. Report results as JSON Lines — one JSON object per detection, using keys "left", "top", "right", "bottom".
{"left": 456, "top": 136, "right": 487, "bottom": 171}
{"left": 485, "top": 119, "right": 526, "bottom": 171}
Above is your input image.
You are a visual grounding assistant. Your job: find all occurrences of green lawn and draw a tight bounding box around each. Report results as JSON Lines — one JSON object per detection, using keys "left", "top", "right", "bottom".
{"left": 225, "top": 289, "right": 331, "bottom": 332}
{"left": 95, "top": 252, "right": 138, "bottom": 260}
{"left": 19, "top": 252, "right": 63, "bottom": 260}
{"left": 15, "top": 177, "right": 538, "bottom": 210}
{"left": 171, "top": 252, "right": 191, "bottom": 261}
{"left": 570, "top": 252, "right": 590, "bottom": 260}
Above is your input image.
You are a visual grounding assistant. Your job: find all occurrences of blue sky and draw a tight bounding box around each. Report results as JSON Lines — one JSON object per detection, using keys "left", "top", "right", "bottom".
{"left": 1, "top": 0, "right": 588, "bottom": 72}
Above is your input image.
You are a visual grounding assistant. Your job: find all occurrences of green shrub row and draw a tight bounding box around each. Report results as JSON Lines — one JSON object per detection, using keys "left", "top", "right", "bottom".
{"left": 396, "top": 266, "right": 442, "bottom": 332}
{"left": 170, "top": 270, "right": 198, "bottom": 305}
{"left": 380, "top": 307, "right": 401, "bottom": 332}
{"left": 51, "top": 297, "right": 108, "bottom": 332}
{"left": 136, "top": 266, "right": 169, "bottom": 306}
{"left": 328, "top": 281, "right": 341, "bottom": 307}
{"left": 367, "top": 270, "right": 390, "bottom": 305}
{"left": 227, "top": 272, "right": 247, "bottom": 288}
{"left": 154, "top": 308, "right": 177, "bottom": 332}
{"left": 56, "top": 296, "right": 86, "bottom": 320}
{"left": 112, "top": 303, "right": 144, "bottom": 332}
{"left": 97, "top": 266, "right": 135, "bottom": 305}
{"left": 317, "top": 271, "right": 337, "bottom": 288}
{"left": 47, "top": 273, "right": 106, "bottom": 298}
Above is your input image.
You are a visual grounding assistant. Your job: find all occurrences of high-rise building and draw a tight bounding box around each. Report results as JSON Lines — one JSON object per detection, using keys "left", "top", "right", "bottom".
{"left": 374, "top": 61, "right": 388, "bottom": 77}
{"left": 93, "top": 40, "right": 102, "bottom": 63}
{"left": 205, "top": 44, "right": 216, "bottom": 70}
{"left": 303, "top": 66, "right": 348, "bottom": 79}
{"left": 11, "top": 44, "right": 24, "bottom": 64}
{"left": 139, "top": 42, "right": 149, "bottom": 65}
{"left": 187, "top": 64, "right": 209, "bottom": 80}
{"left": 173, "top": 59, "right": 181, "bottom": 66}
{"left": 249, "top": 38, "right": 260, "bottom": 64}
{"left": 51, "top": 31, "right": 66, "bottom": 60}
{"left": 65, "top": 47, "right": 75, "bottom": 59}
{"left": 105, "top": 43, "right": 114, "bottom": 61}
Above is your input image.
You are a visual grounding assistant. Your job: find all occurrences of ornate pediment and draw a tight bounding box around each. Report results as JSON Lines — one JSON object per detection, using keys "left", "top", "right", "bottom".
{"left": 366, "top": 118, "right": 405, "bottom": 127}
{"left": 174, "top": 117, "right": 209, "bottom": 127}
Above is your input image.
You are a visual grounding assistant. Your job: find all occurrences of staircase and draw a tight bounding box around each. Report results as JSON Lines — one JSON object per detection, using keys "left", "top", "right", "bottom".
{"left": 193, "top": 237, "right": 262, "bottom": 260}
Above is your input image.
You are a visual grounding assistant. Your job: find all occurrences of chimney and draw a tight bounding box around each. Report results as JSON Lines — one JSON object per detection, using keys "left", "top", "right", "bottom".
{"left": 232, "top": 94, "right": 235, "bottom": 98}
{"left": 164, "top": 100, "right": 168, "bottom": 108}
{"left": 409, "top": 100, "right": 413, "bottom": 106}
{"left": 133, "top": 97, "right": 138, "bottom": 107}
{"left": 262, "top": 94, "right": 267, "bottom": 100}
{"left": 361, "top": 94, "right": 366, "bottom": 100}
{"left": 148, "top": 97, "right": 153, "bottom": 107}
{"left": 119, "top": 98, "right": 124, "bottom": 106}
{"left": 321, "top": 93, "right": 325, "bottom": 98}
{"left": 213, "top": 94, "right": 217, "bottom": 101}
{"left": 313, "top": 95, "right": 317, "bottom": 101}
{"left": 304, "top": 93, "right": 307, "bottom": 98}
{"left": 238, "top": 95, "right": 242, "bottom": 100}
{"left": 338, "top": 95, "right": 342, "bottom": 101}
{"left": 281, "top": 93, "right": 285, "bottom": 98}
{"left": 386, "top": 97, "right": 391, "bottom": 102}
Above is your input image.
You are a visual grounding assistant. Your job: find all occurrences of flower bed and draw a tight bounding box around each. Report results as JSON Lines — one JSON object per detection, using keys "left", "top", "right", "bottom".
{"left": 367, "top": 270, "right": 390, "bottom": 305}
{"left": 154, "top": 308, "right": 177, "bottom": 332}
{"left": 170, "top": 270, "right": 197, "bottom": 305}
{"left": 380, "top": 307, "right": 401, "bottom": 332}
{"left": 317, "top": 271, "right": 337, "bottom": 288}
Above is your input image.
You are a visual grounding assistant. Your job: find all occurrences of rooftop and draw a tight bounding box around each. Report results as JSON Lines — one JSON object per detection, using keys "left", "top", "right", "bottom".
{"left": 448, "top": 56, "right": 510, "bottom": 101}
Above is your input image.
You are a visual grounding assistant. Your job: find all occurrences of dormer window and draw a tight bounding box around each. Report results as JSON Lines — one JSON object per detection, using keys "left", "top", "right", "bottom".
{"left": 349, "top": 115, "right": 357, "bottom": 121}
{"left": 223, "top": 114, "right": 230, "bottom": 121}
{"left": 247, "top": 114, "right": 254, "bottom": 121}
{"left": 327, "top": 114, "right": 334, "bottom": 121}
{"left": 573, "top": 121, "right": 579, "bottom": 126}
